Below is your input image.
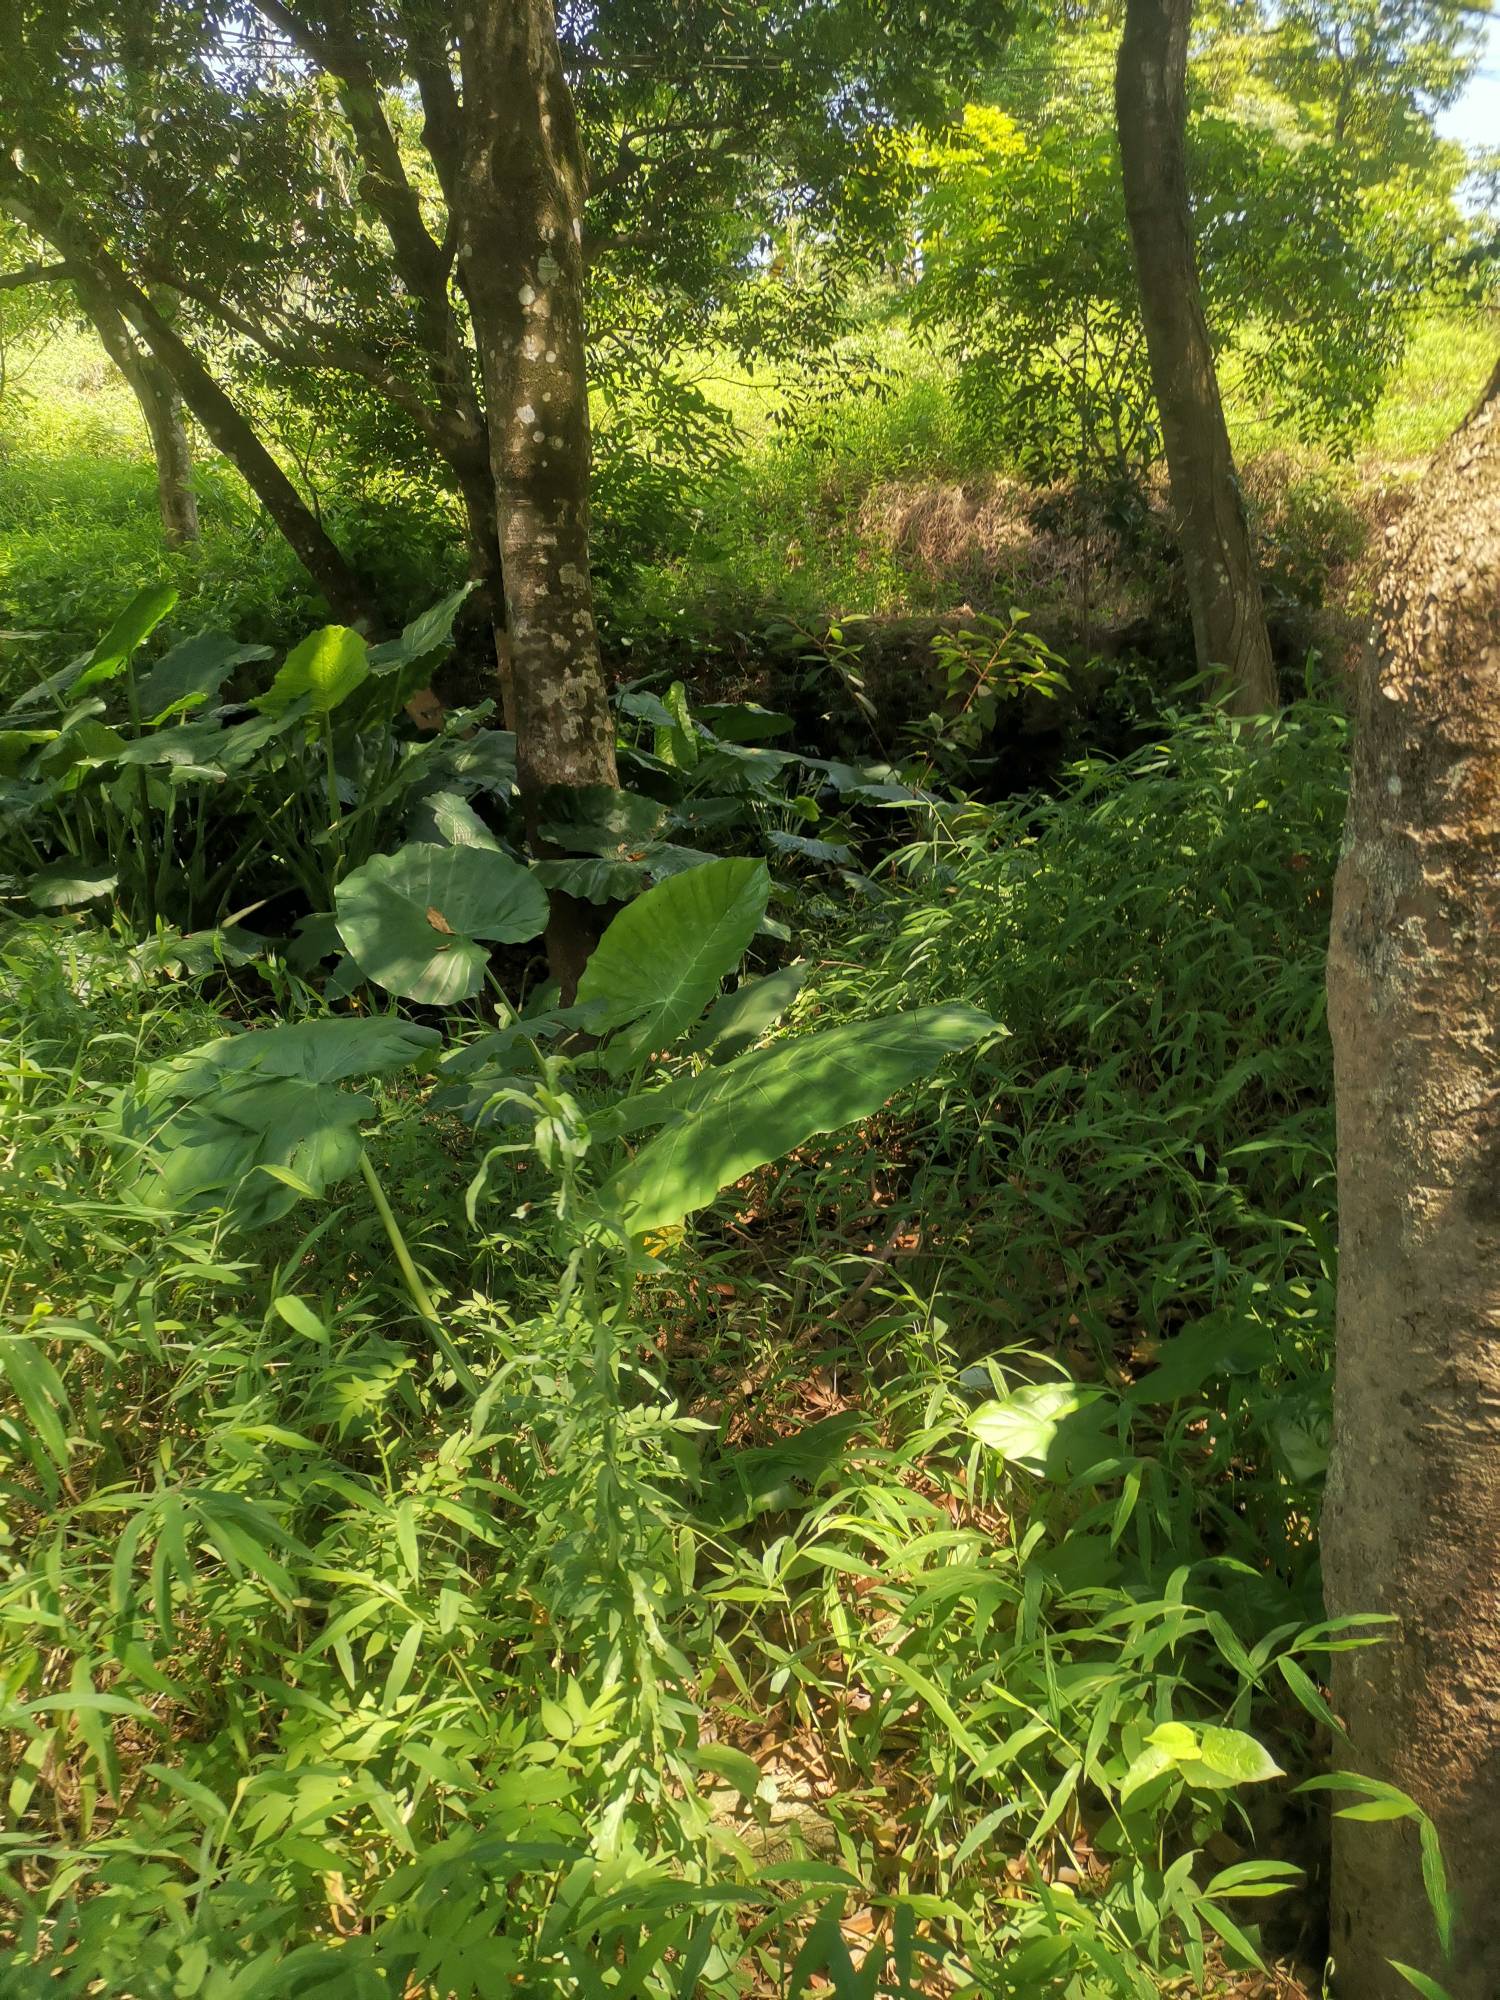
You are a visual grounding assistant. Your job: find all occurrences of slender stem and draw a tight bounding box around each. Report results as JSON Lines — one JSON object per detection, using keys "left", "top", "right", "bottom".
{"left": 358, "top": 1149, "right": 479, "bottom": 1394}
{"left": 321, "top": 710, "right": 344, "bottom": 885}
{"left": 124, "top": 658, "right": 157, "bottom": 929}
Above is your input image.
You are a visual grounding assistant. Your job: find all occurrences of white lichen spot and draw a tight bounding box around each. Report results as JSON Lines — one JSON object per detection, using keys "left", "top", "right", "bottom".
{"left": 548, "top": 435, "right": 563, "bottom": 449}
{"left": 538, "top": 251, "right": 561, "bottom": 283}
{"left": 573, "top": 219, "right": 582, "bottom": 242}
{"left": 522, "top": 333, "right": 543, "bottom": 360}
{"left": 559, "top": 563, "right": 582, "bottom": 588}
{"left": 518, "top": 284, "right": 536, "bottom": 307}
{"left": 533, "top": 429, "right": 546, "bottom": 443}
{"left": 517, "top": 403, "right": 536, "bottom": 426}
{"left": 545, "top": 349, "right": 557, "bottom": 363}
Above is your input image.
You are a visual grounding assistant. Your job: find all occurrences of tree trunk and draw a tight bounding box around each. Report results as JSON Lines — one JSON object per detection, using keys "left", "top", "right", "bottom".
{"left": 114, "top": 280, "right": 376, "bottom": 630}
{"left": 85, "top": 289, "right": 199, "bottom": 549}
{"left": 456, "top": 0, "right": 620, "bottom": 991}
{"left": 1322, "top": 359, "right": 1500, "bottom": 1997}
{"left": 1115, "top": 0, "right": 1279, "bottom": 716}
{"left": 0, "top": 160, "right": 374, "bottom": 629}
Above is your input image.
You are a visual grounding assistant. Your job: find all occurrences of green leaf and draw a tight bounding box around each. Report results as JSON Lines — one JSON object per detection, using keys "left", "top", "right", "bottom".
{"left": 1389, "top": 1963, "right": 1457, "bottom": 2000}
{"left": 698, "top": 702, "right": 794, "bottom": 742}
{"left": 1419, "top": 1816, "right": 1454, "bottom": 1959}
{"left": 1191, "top": 1726, "right": 1284, "bottom": 1788}
{"left": 694, "top": 1743, "right": 763, "bottom": 1799}
{"left": 147, "top": 1018, "right": 440, "bottom": 1098}
{"left": 26, "top": 861, "right": 118, "bottom": 909}
{"left": 531, "top": 855, "right": 649, "bottom": 905}
{"left": 367, "top": 584, "right": 474, "bottom": 673}
{"left": 687, "top": 962, "right": 809, "bottom": 1063}
{"left": 68, "top": 583, "right": 178, "bottom": 695}
{"left": 605, "top": 1004, "right": 993, "bottom": 1234}
{"left": 335, "top": 842, "right": 549, "bottom": 1004}
{"left": 536, "top": 784, "right": 671, "bottom": 855}
{"left": 408, "top": 788, "right": 502, "bottom": 852}
{"left": 437, "top": 728, "right": 517, "bottom": 799}
{"left": 579, "top": 857, "right": 771, "bottom": 1076}
{"left": 128, "top": 1075, "right": 370, "bottom": 1230}
{"left": 135, "top": 631, "right": 271, "bottom": 720}
{"left": 257, "top": 625, "right": 370, "bottom": 717}
{"left": 969, "top": 1381, "right": 1113, "bottom": 1478}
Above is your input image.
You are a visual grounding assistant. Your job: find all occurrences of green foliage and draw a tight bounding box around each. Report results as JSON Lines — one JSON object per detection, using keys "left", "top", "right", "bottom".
{"left": 7, "top": 699, "right": 1452, "bottom": 1999}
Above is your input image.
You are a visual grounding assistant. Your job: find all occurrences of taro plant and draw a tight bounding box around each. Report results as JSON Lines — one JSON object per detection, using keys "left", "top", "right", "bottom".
{"left": 0, "top": 581, "right": 518, "bottom": 940}
{"left": 111, "top": 855, "right": 994, "bottom": 1920}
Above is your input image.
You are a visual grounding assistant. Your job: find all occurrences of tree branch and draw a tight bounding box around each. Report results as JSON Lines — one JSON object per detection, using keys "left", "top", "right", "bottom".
{"left": 0, "top": 260, "right": 73, "bottom": 289}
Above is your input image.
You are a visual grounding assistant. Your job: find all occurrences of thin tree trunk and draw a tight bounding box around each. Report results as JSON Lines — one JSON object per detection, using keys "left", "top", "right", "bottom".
{"left": 1115, "top": 0, "right": 1278, "bottom": 715}
{"left": 1322, "top": 360, "right": 1500, "bottom": 1997}
{"left": 85, "top": 288, "right": 199, "bottom": 548}
{"left": 0, "top": 161, "right": 374, "bottom": 629}
{"left": 456, "top": 0, "right": 619, "bottom": 991}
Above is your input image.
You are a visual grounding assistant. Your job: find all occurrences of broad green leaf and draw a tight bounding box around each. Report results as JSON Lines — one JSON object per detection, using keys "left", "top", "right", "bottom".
{"left": 367, "top": 584, "right": 475, "bottom": 672}
{"left": 766, "top": 830, "right": 855, "bottom": 865}
{"left": 27, "top": 861, "right": 119, "bottom": 909}
{"left": 126, "top": 1075, "right": 371, "bottom": 1231}
{"left": 531, "top": 855, "right": 649, "bottom": 905}
{"left": 579, "top": 856, "right": 770, "bottom": 1075}
{"left": 687, "top": 961, "right": 809, "bottom": 1063}
{"left": 698, "top": 702, "right": 794, "bottom": 742}
{"left": 437, "top": 728, "right": 517, "bottom": 799}
{"left": 68, "top": 582, "right": 178, "bottom": 695}
{"left": 605, "top": 1003, "right": 993, "bottom": 1234}
{"left": 969, "top": 1381, "right": 1113, "bottom": 1478}
{"left": 257, "top": 625, "right": 369, "bottom": 717}
{"left": 536, "top": 784, "right": 671, "bottom": 855}
{"left": 335, "top": 841, "right": 549, "bottom": 1004}
{"left": 136, "top": 631, "right": 271, "bottom": 720}
{"left": 147, "top": 1018, "right": 440, "bottom": 1098}
{"left": 408, "top": 788, "right": 502, "bottom": 852}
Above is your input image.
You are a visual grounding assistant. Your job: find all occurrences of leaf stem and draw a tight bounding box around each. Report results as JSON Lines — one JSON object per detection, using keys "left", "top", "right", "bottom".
{"left": 358, "top": 1149, "right": 480, "bottom": 1394}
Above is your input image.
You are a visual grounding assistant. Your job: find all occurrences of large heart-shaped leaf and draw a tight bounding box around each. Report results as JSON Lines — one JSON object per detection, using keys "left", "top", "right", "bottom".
{"left": 257, "top": 626, "right": 370, "bottom": 717}
{"left": 122, "top": 1018, "right": 441, "bottom": 1231}
{"left": 147, "top": 1018, "right": 442, "bottom": 1100}
{"left": 128, "top": 1075, "right": 371, "bottom": 1231}
{"left": 605, "top": 1003, "right": 994, "bottom": 1234}
{"left": 335, "top": 842, "right": 549, "bottom": 1003}
{"left": 68, "top": 583, "right": 179, "bottom": 696}
{"left": 536, "top": 784, "right": 671, "bottom": 855}
{"left": 136, "top": 631, "right": 272, "bottom": 721}
{"left": 578, "top": 856, "right": 770, "bottom": 1076}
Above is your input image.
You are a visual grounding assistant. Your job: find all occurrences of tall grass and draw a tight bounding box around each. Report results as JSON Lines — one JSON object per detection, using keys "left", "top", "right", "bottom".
{"left": 0, "top": 701, "right": 1381, "bottom": 1996}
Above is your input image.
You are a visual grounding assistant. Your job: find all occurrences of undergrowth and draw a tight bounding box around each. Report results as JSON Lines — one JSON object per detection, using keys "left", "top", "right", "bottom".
{"left": 0, "top": 701, "right": 1406, "bottom": 1998}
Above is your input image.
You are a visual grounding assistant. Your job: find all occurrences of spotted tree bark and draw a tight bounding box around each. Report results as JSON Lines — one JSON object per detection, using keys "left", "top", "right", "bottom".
{"left": 1115, "top": 0, "right": 1278, "bottom": 715}
{"left": 1322, "top": 358, "right": 1500, "bottom": 1996}
{"left": 457, "top": 0, "right": 620, "bottom": 990}
{"left": 84, "top": 287, "right": 200, "bottom": 549}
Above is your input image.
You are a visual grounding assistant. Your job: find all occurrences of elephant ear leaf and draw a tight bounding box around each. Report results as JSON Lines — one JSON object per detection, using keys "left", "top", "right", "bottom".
{"left": 577, "top": 856, "right": 770, "bottom": 1077}
{"left": 68, "top": 583, "right": 179, "bottom": 697}
{"left": 257, "top": 625, "right": 370, "bottom": 717}
{"left": 335, "top": 842, "right": 549, "bottom": 1004}
{"left": 117, "top": 1018, "right": 441, "bottom": 1232}
{"left": 605, "top": 1003, "right": 995, "bottom": 1235}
